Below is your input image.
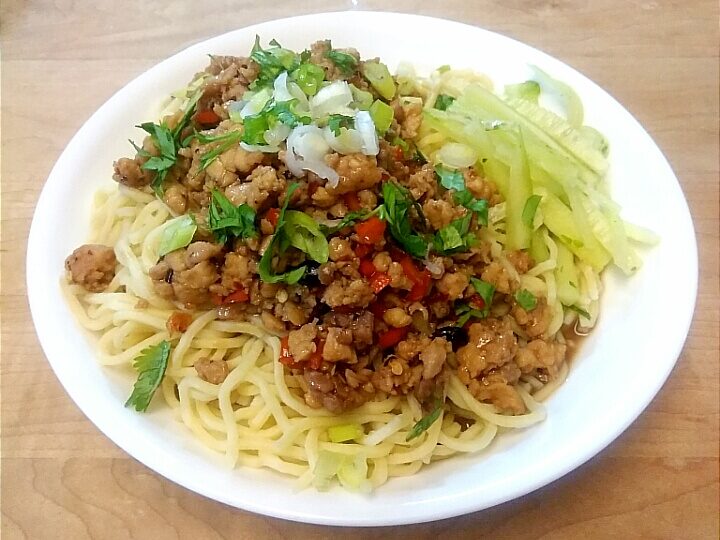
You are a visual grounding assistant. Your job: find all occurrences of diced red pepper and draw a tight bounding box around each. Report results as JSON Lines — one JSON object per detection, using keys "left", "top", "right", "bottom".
{"left": 279, "top": 335, "right": 294, "bottom": 366}
{"left": 196, "top": 109, "right": 221, "bottom": 125}
{"left": 354, "top": 243, "right": 374, "bottom": 258}
{"left": 370, "top": 272, "right": 391, "bottom": 294}
{"left": 224, "top": 288, "right": 249, "bottom": 304}
{"left": 469, "top": 294, "right": 486, "bottom": 310}
{"left": 406, "top": 270, "right": 431, "bottom": 301}
{"left": 397, "top": 253, "right": 432, "bottom": 301}
{"left": 343, "top": 192, "right": 362, "bottom": 212}
{"left": 210, "top": 293, "right": 224, "bottom": 306}
{"left": 393, "top": 146, "right": 405, "bottom": 161}
{"left": 377, "top": 326, "right": 409, "bottom": 349}
{"left": 355, "top": 216, "right": 386, "bottom": 245}
{"left": 265, "top": 208, "right": 280, "bottom": 229}
{"left": 359, "top": 259, "right": 377, "bottom": 278}
{"left": 307, "top": 340, "right": 324, "bottom": 370}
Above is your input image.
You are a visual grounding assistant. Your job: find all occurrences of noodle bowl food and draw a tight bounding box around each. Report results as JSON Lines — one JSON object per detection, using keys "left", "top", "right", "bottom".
{"left": 62, "top": 38, "right": 654, "bottom": 492}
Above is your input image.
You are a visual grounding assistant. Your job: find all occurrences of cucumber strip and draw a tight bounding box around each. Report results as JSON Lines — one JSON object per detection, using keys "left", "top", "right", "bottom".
{"left": 454, "top": 84, "right": 607, "bottom": 176}
{"left": 504, "top": 129, "right": 533, "bottom": 250}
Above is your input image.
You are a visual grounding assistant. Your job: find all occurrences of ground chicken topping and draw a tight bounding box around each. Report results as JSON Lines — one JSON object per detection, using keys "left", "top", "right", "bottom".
{"left": 67, "top": 39, "right": 574, "bottom": 416}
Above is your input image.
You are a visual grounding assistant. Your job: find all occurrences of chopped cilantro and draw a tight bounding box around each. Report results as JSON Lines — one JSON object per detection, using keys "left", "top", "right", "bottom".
{"left": 378, "top": 182, "right": 429, "bottom": 258}
{"left": 515, "top": 289, "right": 538, "bottom": 310}
{"left": 434, "top": 94, "right": 456, "bottom": 111}
{"left": 326, "top": 114, "right": 355, "bottom": 136}
{"left": 208, "top": 190, "right": 257, "bottom": 244}
{"left": 325, "top": 46, "right": 358, "bottom": 75}
{"left": 434, "top": 165, "right": 489, "bottom": 226}
{"left": 125, "top": 341, "right": 170, "bottom": 412}
{"left": 406, "top": 399, "right": 443, "bottom": 441}
{"left": 433, "top": 213, "right": 475, "bottom": 255}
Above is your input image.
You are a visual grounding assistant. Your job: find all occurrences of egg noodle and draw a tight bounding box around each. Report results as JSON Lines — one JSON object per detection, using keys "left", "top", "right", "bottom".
{"left": 62, "top": 184, "right": 571, "bottom": 490}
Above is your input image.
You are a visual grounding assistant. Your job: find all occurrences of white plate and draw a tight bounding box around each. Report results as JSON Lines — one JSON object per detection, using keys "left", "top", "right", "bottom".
{"left": 27, "top": 11, "right": 697, "bottom": 526}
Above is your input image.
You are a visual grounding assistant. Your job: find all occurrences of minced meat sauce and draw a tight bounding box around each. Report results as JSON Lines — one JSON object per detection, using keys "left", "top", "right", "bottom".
{"left": 66, "top": 41, "right": 569, "bottom": 415}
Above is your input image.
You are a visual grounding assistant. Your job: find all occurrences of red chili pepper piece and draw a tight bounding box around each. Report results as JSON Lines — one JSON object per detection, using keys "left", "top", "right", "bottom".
{"left": 370, "top": 272, "right": 391, "bottom": 293}
{"left": 279, "top": 335, "right": 295, "bottom": 366}
{"left": 224, "top": 288, "right": 249, "bottom": 304}
{"left": 307, "top": 340, "right": 324, "bottom": 370}
{"left": 343, "top": 192, "right": 362, "bottom": 212}
{"left": 377, "top": 326, "right": 409, "bottom": 349}
{"left": 397, "top": 254, "right": 432, "bottom": 301}
{"left": 196, "top": 109, "right": 221, "bottom": 125}
{"left": 406, "top": 270, "right": 431, "bottom": 301}
{"left": 210, "top": 293, "right": 224, "bottom": 306}
{"left": 354, "top": 243, "right": 374, "bottom": 259}
{"left": 359, "top": 259, "right": 377, "bottom": 278}
{"left": 469, "top": 294, "right": 486, "bottom": 310}
{"left": 355, "top": 216, "right": 386, "bottom": 245}
{"left": 265, "top": 208, "right": 280, "bottom": 229}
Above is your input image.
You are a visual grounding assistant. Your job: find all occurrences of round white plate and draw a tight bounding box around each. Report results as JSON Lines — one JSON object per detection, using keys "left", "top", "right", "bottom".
{"left": 27, "top": 11, "right": 697, "bottom": 526}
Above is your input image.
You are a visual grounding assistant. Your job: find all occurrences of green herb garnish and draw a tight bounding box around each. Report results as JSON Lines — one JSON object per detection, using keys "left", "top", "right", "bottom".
{"left": 515, "top": 289, "right": 538, "bottom": 310}
{"left": 125, "top": 341, "right": 170, "bottom": 412}
{"left": 326, "top": 114, "right": 355, "bottom": 136}
{"left": 208, "top": 190, "right": 257, "bottom": 244}
{"left": 406, "top": 399, "right": 443, "bottom": 441}
{"left": 250, "top": 36, "right": 300, "bottom": 88}
{"left": 258, "top": 183, "right": 328, "bottom": 284}
{"left": 433, "top": 213, "right": 475, "bottom": 255}
{"left": 130, "top": 91, "right": 201, "bottom": 196}
{"left": 434, "top": 94, "right": 456, "bottom": 111}
{"left": 378, "top": 182, "right": 429, "bottom": 259}
{"left": 434, "top": 165, "right": 489, "bottom": 226}
{"left": 320, "top": 208, "right": 378, "bottom": 235}
{"left": 325, "top": 45, "right": 358, "bottom": 75}
{"left": 282, "top": 210, "right": 329, "bottom": 264}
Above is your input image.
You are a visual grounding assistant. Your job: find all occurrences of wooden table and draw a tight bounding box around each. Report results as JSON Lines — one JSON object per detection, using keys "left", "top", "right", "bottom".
{"left": 2, "top": 1, "right": 718, "bottom": 538}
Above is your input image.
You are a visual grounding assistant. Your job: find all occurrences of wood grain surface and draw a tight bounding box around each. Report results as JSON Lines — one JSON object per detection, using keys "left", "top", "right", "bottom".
{"left": 1, "top": 1, "right": 718, "bottom": 538}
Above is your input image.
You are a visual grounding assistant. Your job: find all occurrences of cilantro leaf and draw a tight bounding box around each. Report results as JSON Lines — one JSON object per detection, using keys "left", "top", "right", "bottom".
{"left": 130, "top": 90, "right": 201, "bottom": 196}
{"left": 435, "top": 165, "right": 465, "bottom": 191}
{"left": 454, "top": 279, "right": 495, "bottom": 326}
{"left": 434, "top": 94, "right": 456, "bottom": 111}
{"left": 258, "top": 183, "right": 308, "bottom": 284}
{"left": 196, "top": 130, "right": 244, "bottom": 171}
{"left": 435, "top": 165, "right": 489, "bottom": 226}
{"left": 470, "top": 277, "right": 495, "bottom": 313}
{"left": 406, "top": 399, "right": 443, "bottom": 441}
{"left": 325, "top": 45, "right": 358, "bottom": 75}
{"left": 283, "top": 210, "right": 329, "bottom": 263}
{"left": 326, "top": 114, "right": 355, "bottom": 136}
{"left": 250, "top": 36, "right": 300, "bottom": 88}
{"left": 515, "top": 289, "right": 538, "bottom": 310}
{"left": 208, "top": 190, "right": 257, "bottom": 244}
{"left": 125, "top": 341, "right": 170, "bottom": 412}
{"left": 319, "top": 208, "right": 374, "bottom": 235}
{"left": 379, "top": 182, "right": 429, "bottom": 259}
{"left": 158, "top": 214, "right": 197, "bottom": 257}
{"left": 241, "top": 98, "right": 311, "bottom": 146}
{"left": 454, "top": 303, "right": 485, "bottom": 327}
{"left": 522, "top": 194, "right": 542, "bottom": 227}
{"left": 433, "top": 213, "right": 475, "bottom": 254}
